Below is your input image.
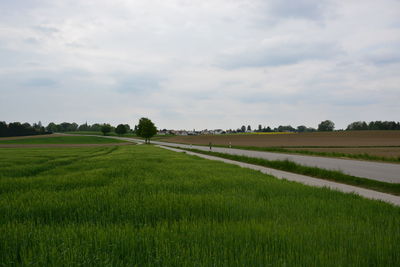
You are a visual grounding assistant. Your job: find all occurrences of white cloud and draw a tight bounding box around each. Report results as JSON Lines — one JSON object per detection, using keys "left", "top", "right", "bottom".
{"left": 0, "top": 0, "right": 399, "bottom": 129}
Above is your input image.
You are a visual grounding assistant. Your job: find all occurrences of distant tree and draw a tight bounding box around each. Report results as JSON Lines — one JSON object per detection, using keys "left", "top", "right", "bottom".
{"left": 124, "top": 124, "right": 131, "bottom": 132}
{"left": 78, "top": 122, "right": 91, "bottom": 131}
{"left": 90, "top": 123, "right": 102, "bottom": 132}
{"left": 46, "top": 122, "right": 58, "bottom": 133}
{"left": 8, "top": 122, "right": 37, "bottom": 136}
{"left": 136, "top": 117, "right": 157, "bottom": 143}
{"left": 346, "top": 121, "right": 368, "bottom": 131}
{"left": 318, "top": 120, "right": 335, "bottom": 131}
{"left": 368, "top": 121, "right": 400, "bottom": 130}
{"left": 0, "top": 121, "right": 48, "bottom": 137}
{"left": 100, "top": 124, "right": 112, "bottom": 136}
{"left": 265, "top": 126, "right": 272, "bottom": 132}
{"left": 0, "top": 121, "right": 8, "bottom": 137}
{"left": 297, "top": 125, "right": 307, "bottom": 132}
{"left": 277, "top": 125, "right": 295, "bottom": 132}
{"left": 115, "top": 124, "right": 128, "bottom": 135}
{"left": 70, "top": 123, "right": 78, "bottom": 131}
{"left": 241, "top": 125, "right": 246, "bottom": 132}
{"left": 32, "top": 121, "right": 45, "bottom": 133}
{"left": 57, "top": 122, "right": 78, "bottom": 132}
{"left": 258, "top": 124, "right": 262, "bottom": 132}
{"left": 247, "top": 125, "right": 251, "bottom": 132}
{"left": 8, "top": 122, "right": 24, "bottom": 136}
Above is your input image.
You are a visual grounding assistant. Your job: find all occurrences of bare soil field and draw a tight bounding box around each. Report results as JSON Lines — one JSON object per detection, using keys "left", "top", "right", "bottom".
{"left": 162, "top": 131, "right": 400, "bottom": 147}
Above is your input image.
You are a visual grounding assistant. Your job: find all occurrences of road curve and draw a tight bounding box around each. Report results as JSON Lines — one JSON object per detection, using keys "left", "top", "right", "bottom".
{"left": 107, "top": 137, "right": 400, "bottom": 184}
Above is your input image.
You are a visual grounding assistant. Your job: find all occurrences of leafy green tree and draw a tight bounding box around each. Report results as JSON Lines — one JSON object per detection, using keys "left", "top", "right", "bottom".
{"left": 318, "top": 120, "right": 335, "bottom": 131}
{"left": 136, "top": 118, "right": 157, "bottom": 143}
{"left": 346, "top": 121, "right": 368, "bottom": 131}
{"left": 100, "top": 124, "right": 112, "bottom": 136}
{"left": 78, "top": 122, "right": 91, "bottom": 131}
{"left": 46, "top": 122, "right": 58, "bottom": 133}
{"left": 297, "top": 125, "right": 307, "bottom": 132}
{"left": 115, "top": 124, "right": 127, "bottom": 135}
{"left": 0, "top": 121, "right": 8, "bottom": 137}
{"left": 124, "top": 124, "right": 131, "bottom": 132}
{"left": 277, "top": 125, "right": 295, "bottom": 132}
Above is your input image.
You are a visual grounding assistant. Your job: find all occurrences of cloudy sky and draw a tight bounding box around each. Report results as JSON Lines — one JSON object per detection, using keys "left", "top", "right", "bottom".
{"left": 1, "top": 0, "right": 399, "bottom": 130}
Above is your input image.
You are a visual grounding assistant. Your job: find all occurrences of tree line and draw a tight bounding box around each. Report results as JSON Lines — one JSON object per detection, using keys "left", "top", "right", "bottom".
{"left": 346, "top": 121, "right": 400, "bottom": 131}
{"left": 2, "top": 119, "right": 399, "bottom": 138}
{"left": 46, "top": 119, "right": 156, "bottom": 141}
{"left": 238, "top": 120, "right": 400, "bottom": 133}
{"left": 0, "top": 121, "right": 49, "bottom": 137}
{"left": 236, "top": 120, "right": 333, "bottom": 133}
{"left": 45, "top": 122, "right": 135, "bottom": 135}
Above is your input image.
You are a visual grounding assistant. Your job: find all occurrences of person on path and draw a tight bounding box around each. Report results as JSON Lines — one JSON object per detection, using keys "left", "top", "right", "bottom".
{"left": 209, "top": 142, "right": 212, "bottom": 150}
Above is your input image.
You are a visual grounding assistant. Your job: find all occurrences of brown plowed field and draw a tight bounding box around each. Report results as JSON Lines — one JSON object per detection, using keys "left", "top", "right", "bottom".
{"left": 162, "top": 131, "right": 400, "bottom": 147}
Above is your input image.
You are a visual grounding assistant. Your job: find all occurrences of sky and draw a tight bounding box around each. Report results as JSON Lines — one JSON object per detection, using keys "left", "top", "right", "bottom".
{"left": 0, "top": 0, "right": 399, "bottom": 130}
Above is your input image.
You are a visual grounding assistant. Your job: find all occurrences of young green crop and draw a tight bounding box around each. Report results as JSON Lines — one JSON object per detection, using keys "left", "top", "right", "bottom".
{"left": 181, "top": 147, "right": 400, "bottom": 196}
{"left": 0, "top": 145, "right": 399, "bottom": 266}
{"left": 0, "top": 135, "right": 126, "bottom": 144}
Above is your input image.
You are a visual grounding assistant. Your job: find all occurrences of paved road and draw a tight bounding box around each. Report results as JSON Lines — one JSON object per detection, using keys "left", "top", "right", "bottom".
{"left": 159, "top": 145, "right": 400, "bottom": 206}
{"left": 107, "top": 137, "right": 400, "bottom": 183}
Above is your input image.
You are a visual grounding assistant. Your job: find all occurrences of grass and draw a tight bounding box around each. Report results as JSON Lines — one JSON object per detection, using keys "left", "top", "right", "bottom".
{"left": 67, "top": 131, "right": 172, "bottom": 140}
{"left": 0, "top": 135, "right": 126, "bottom": 144}
{"left": 67, "top": 131, "right": 138, "bottom": 137}
{"left": 180, "top": 148, "right": 400, "bottom": 196}
{"left": 0, "top": 145, "right": 399, "bottom": 266}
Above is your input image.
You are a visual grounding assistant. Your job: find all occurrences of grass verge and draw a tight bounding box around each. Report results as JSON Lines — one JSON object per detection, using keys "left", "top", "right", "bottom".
{"left": 181, "top": 147, "right": 400, "bottom": 196}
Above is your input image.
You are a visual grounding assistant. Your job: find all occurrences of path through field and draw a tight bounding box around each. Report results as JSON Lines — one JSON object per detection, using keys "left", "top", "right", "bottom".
{"left": 158, "top": 145, "right": 400, "bottom": 206}
{"left": 108, "top": 137, "right": 400, "bottom": 184}
{"left": 45, "top": 134, "right": 400, "bottom": 205}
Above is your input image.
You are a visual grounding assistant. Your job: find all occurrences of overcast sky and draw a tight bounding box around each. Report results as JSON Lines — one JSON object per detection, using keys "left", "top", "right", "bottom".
{"left": 1, "top": 0, "right": 399, "bottom": 130}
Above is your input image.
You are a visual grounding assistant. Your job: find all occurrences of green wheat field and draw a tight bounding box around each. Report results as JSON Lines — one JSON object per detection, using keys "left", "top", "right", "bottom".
{"left": 0, "top": 143, "right": 399, "bottom": 266}
{"left": 0, "top": 136, "right": 125, "bottom": 144}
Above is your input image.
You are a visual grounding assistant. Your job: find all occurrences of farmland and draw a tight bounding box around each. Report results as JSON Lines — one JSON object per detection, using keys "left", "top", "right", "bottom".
{"left": 0, "top": 144, "right": 399, "bottom": 266}
{"left": 160, "top": 131, "right": 400, "bottom": 160}
{"left": 0, "top": 135, "right": 132, "bottom": 149}
{"left": 0, "top": 135, "right": 126, "bottom": 144}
